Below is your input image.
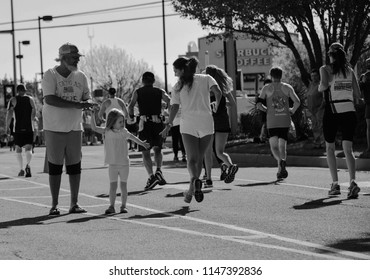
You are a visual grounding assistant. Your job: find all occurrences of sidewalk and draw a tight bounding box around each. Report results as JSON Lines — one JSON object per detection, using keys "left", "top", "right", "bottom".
{"left": 225, "top": 140, "right": 370, "bottom": 171}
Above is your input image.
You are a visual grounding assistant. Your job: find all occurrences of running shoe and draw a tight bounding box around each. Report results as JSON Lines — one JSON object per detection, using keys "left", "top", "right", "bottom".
{"left": 220, "top": 163, "right": 228, "bottom": 181}
{"left": 224, "top": 164, "right": 238, "bottom": 183}
{"left": 328, "top": 183, "right": 341, "bottom": 195}
{"left": 120, "top": 206, "right": 128, "bottom": 213}
{"left": 144, "top": 174, "right": 159, "bottom": 190}
{"left": 18, "top": 169, "right": 25, "bottom": 176}
{"left": 183, "top": 190, "right": 193, "bottom": 203}
{"left": 155, "top": 169, "right": 167, "bottom": 185}
{"left": 204, "top": 179, "right": 213, "bottom": 188}
{"left": 279, "top": 160, "right": 288, "bottom": 179}
{"left": 181, "top": 155, "right": 187, "bottom": 162}
{"left": 194, "top": 178, "right": 204, "bottom": 202}
{"left": 347, "top": 181, "right": 360, "bottom": 199}
{"left": 25, "top": 164, "right": 32, "bottom": 178}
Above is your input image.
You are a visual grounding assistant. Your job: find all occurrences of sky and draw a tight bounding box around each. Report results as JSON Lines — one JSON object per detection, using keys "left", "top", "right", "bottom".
{"left": 0, "top": 0, "right": 209, "bottom": 88}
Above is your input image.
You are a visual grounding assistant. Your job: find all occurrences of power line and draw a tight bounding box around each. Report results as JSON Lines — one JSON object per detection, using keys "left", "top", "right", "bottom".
{"left": 4, "top": 13, "right": 178, "bottom": 32}
{"left": 0, "top": 0, "right": 171, "bottom": 26}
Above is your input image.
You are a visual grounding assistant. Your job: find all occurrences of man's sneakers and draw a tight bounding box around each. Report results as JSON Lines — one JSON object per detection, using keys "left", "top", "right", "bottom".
{"left": 328, "top": 183, "right": 341, "bottom": 195}
{"left": 347, "top": 181, "right": 360, "bottom": 199}
{"left": 17, "top": 165, "right": 31, "bottom": 177}
{"left": 224, "top": 164, "right": 238, "bottom": 184}
{"left": 277, "top": 160, "right": 288, "bottom": 180}
{"left": 144, "top": 174, "right": 159, "bottom": 190}
{"left": 220, "top": 163, "right": 228, "bottom": 181}
{"left": 155, "top": 169, "right": 166, "bottom": 185}
{"left": 25, "top": 164, "right": 32, "bottom": 177}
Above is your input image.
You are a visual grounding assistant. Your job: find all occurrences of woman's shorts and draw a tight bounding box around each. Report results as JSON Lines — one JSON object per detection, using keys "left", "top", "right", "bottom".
{"left": 268, "top": 127, "right": 289, "bottom": 141}
{"left": 181, "top": 115, "right": 214, "bottom": 138}
{"left": 213, "top": 112, "right": 231, "bottom": 133}
{"left": 365, "top": 105, "right": 370, "bottom": 119}
{"left": 323, "top": 110, "right": 357, "bottom": 143}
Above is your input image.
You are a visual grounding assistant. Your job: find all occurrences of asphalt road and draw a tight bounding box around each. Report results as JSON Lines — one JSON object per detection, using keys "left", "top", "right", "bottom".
{"left": 0, "top": 145, "right": 369, "bottom": 261}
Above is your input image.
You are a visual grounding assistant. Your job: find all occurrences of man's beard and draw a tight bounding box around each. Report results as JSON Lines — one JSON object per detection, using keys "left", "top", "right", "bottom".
{"left": 66, "top": 64, "right": 78, "bottom": 72}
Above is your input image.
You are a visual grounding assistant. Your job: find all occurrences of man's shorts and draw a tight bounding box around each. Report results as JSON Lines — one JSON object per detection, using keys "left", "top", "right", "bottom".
{"left": 14, "top": 132, "right": 33, "bottom": 147}
{"left": 138, "top": 121, "right": 164, "bottom": 151}
{"left": 44, "top": 130, "right": 82, "bottom": 165}
{"left": 268, "top": 127, "right": 289, "bottom": 141}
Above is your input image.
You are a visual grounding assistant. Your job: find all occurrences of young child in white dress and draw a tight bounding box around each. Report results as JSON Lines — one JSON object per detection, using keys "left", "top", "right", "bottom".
{"left": 91, "top": 108, "right": 150, "bottom": 214}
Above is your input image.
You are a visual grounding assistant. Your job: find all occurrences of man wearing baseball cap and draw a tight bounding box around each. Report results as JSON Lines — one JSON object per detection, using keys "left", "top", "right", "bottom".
{"left": 42, "top": 42, "right": 96, "bottom": 215}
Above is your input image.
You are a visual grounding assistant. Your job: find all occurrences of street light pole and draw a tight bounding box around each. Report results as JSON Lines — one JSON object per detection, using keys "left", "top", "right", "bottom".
{"left": 38, "top": 15, "right": 53, "bottom": 79}
{"left": 162, "top": 0, "right": 168, "bottom": 93}
{"left": 10, "top": 0, "right": 17, "bottom": 88}
{"left": 17, "top": 40, "right": 30, "bottom": 83}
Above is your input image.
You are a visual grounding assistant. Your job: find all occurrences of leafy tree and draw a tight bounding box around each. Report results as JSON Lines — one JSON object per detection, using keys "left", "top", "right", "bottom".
{"left": 171, "top": 0, "right": 370, "bottom": 86}
{"left": 79, "top": 45, "right": 163, "bottom": 102}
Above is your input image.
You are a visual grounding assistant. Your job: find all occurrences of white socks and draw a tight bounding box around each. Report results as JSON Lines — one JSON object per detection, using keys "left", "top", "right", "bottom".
{"left": 25, "top": 150, "right": 32, "bottom": 165}
{"left": 16, "top": 152, "right": 23, "bottom": 170}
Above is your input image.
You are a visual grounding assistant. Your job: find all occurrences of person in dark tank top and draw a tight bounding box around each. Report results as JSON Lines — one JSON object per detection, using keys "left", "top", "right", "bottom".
{"left": 5, "top": 84, "right": 37, "bottom": 177}
{"left": 128, "top": 72, "right": 171, "bottom": 191}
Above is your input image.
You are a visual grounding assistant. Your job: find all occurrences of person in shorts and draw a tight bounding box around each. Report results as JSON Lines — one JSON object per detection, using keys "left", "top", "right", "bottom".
{"left": 128, "top": 72, "right": 171, "bottom": 190}
{"left": 257, "top": 67, "right": 301, "bottom": 180}
{"left": 42, "top": 43, "right": 96, "bottom": 215}
{"left": 319, "top": 42, "right": 362, "bottom": 199}
{"left": 161, "top": 57, "right": 222, "bottom": 203}
{"left": 6, "top": 84, "right": 37, "bottom": 177}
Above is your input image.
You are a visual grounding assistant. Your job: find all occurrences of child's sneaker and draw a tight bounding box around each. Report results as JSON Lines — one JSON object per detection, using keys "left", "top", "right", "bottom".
{"left": 144, "top": 174, "right": 159, "bottom": 190}
{"left": 25, "top": 164, "right": 32, "bottom": 177}
{"left": 224, "top": 164, "right": 238, "bottom": 183}
{"left": 104, "top": 206, "right": 115, "bottom": 215}
{"left": 328, "top": 183, "right": 341, "bottom": 195}
{"left": 155, "top": 170, "right": 167, "bottom": 185}
{"left": 347, "top": 181, "right": 360, "bottom": 199}
{"left": 220, "top": 163, "right": 228, "bottom": 181}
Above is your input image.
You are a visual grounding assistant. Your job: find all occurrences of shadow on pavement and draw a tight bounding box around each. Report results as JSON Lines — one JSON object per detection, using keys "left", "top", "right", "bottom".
{"left": 0, "top": 214, "right": 69, "bottom": 229}
{"left": 236, "top": 180, "right": 280, "bottom": 187}
{"left": 128, "top": 206, "right": 197, "bottom": 219}
{"left": 318, "top": 233, "right": 370, "bottom": 254}
{"left": 292, "top": 197, "right": 344, "bottom": 210}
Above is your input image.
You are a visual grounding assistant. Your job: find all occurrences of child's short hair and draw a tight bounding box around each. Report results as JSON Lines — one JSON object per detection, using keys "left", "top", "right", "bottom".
{"left": 106, "top": 108, "right": 125, "bottom": 130}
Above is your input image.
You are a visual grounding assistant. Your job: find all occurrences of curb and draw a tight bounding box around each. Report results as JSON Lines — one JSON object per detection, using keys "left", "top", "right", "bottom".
{"left": 228, "top": 152, "right": 370, "bottom": 171}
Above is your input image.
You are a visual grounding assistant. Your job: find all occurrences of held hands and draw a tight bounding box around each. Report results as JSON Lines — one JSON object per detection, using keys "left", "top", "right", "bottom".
{"left": 210, "top": 101, "right": 218, "bottom": 113}
{"left": 80, "top": 101, "right": 99, "bottom": 111}
{"left": 160, "top": 125, "right": 171, "bottom": 138}
{"left": 141, "top": 140, "right": 150, "bottom": 150}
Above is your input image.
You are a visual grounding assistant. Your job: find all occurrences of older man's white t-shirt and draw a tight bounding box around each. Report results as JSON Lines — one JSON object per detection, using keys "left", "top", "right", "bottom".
{"left": 42, "top": 66, "right": 91, "bottom": 132}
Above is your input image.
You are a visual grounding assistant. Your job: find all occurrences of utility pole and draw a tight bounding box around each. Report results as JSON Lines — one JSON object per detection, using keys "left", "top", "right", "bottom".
{"left": 224, "top": 16, "right": 238, "bottom": 135}
{"left": 10, "top": 0, "right": 17, "bottom": 87}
